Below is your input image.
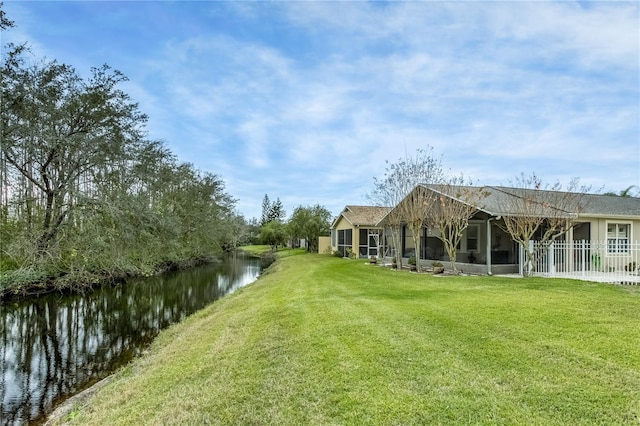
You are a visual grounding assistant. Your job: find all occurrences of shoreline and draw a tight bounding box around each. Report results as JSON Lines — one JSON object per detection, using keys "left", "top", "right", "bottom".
{"left": 43, "top": 375, "right": 115, "bottom": 426}
{"left": 0, "top": 255, "right": 219, "bottom": 303}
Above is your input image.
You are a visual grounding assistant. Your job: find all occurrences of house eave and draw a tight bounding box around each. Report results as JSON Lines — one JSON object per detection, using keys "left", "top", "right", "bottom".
{"left": 578, "top": 213, "right": 640, "bottom": 221}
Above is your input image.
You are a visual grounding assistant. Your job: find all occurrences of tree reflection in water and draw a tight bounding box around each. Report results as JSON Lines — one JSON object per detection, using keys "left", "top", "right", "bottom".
{"left": 0, "top": 252, "right": 261, "bottom": 425}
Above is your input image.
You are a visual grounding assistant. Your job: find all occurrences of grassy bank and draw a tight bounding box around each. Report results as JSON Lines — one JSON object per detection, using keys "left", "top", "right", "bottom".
{"left": 64, "top": 254, "right": 640, "bottom": 425}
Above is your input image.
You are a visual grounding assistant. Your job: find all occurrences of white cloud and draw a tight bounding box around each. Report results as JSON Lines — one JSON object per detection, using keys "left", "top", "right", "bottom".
{"left": 5, "top": 0, "right": 636, "bottom": 219}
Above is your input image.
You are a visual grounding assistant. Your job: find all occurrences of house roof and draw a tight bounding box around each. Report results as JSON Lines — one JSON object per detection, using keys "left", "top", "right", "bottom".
{"left": 480, "top": 186, "right": 640, "bottom": 218}
{"left": 401, "top": 184, "right": 640, "bottom": 220}
{"left": 576, "top": 193, "right": 640, "bottom": 217}
{"left": 332, "top": 205, "right": 392, "bottom": 228}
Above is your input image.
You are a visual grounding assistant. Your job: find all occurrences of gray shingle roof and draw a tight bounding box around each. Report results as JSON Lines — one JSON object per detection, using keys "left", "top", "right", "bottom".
{"left": 578, "top": 193, "right": 640, "bottom": 217}
{"left": 424, "top": 184, "right": 640, "bottom": 218}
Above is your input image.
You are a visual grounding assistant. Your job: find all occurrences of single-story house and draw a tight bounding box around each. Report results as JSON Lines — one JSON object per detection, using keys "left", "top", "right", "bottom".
{"left": 331, "top": 185, "right": 640, "bottom": 280}
{"left": 330, "top": 205, "right": 391, "bottom": 258}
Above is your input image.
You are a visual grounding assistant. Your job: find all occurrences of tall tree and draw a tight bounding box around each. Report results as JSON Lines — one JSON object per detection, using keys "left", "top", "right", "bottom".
{"left": 1, "top": 52, "right": 146, "bottom": 257}
{"left": 0, "top": 8, "right": 240, "bottom": 285}
{"left": 270, "top": 197, "right": 286, "bottom": 223}
{"left": 260, "top": 194, "right": 271, "bottom": 226}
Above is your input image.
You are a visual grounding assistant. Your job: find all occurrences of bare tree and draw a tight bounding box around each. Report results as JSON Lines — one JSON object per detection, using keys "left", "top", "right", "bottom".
{"left": 427, "top": 178, "right": 489, "bottom": 274}
{"left": 495, "top": 173, "right": 588, "bottom": 277}
{"left": 370, "top": 161, "right": 413, "bottom": 269}
{"left": 372, "top": 148, "right": 444, "bottom": 271}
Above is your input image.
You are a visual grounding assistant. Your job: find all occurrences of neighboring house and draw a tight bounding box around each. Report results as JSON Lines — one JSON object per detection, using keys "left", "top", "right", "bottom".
{"left": 330, "top": 205, "right": 391, "bottom": 258}
{"left": 333, "top": 186, "right": 640, "bottom": 280}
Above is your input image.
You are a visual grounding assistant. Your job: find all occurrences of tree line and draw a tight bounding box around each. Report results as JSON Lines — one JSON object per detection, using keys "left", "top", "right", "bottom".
{"left": 256, "top": 194, "right": 332, "bottom": 253}
{"left": 0, "top": 8, "right": 247, "bottom": 295}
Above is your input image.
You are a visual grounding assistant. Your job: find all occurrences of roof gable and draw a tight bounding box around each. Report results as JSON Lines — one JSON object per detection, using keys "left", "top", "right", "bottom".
{"left": 332, "top": 205, "right": 392, "bottom": 228}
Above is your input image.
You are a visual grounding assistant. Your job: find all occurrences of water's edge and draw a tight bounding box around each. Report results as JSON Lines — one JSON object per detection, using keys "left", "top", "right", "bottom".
{"left": 1, "top": 252, "right": 262, "bottom": 426}
{"left": 44, "top": 376, "right": 115, "bottom": 425}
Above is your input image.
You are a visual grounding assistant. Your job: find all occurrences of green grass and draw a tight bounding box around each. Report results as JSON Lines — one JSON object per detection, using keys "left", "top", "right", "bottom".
{"left": 240, "top": 245, "right": 305, "bottom": 257}
{"left": 239, "top": 244, "right": 274, "bottom": 255}
{"left": 67, "top": 254, "right": 640, "bottom": 425}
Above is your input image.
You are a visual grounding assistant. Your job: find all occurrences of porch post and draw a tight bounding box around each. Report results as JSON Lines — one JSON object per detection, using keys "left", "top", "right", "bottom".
{"left": 486, "top": 218, "right": 493, "bottom": 275}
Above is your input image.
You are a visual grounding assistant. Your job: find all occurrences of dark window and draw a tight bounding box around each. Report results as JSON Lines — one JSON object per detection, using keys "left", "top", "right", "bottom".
{"left": 337, "top": 229, "right": 352, "bottom": 257}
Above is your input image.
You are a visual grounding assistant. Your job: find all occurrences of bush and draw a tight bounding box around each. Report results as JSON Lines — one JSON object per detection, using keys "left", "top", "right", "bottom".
{"left": 0, "top": 267, "right": 50, "bottom": 293}
{"left": 333, "top": 250, "right": 344, "bottom": 258}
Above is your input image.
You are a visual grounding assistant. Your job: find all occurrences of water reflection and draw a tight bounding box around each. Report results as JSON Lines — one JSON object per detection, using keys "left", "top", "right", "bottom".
{"left": 0, "top": 252, "right": 261, "bottom": 426}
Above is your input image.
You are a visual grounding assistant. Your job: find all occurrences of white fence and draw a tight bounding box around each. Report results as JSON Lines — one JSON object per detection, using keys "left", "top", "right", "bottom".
{"left": 522, "top": 240, "right": 640, "bottom": 284}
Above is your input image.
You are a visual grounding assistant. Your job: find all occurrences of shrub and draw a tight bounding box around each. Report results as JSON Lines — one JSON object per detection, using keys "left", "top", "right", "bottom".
{"left": 346, "top": 248, "right": 356, "bottom": 259}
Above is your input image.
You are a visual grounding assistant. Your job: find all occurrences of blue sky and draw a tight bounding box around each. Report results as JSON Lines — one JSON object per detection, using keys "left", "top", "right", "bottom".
{"left": 3, "top": 1, "right": 639, "bottom": 220}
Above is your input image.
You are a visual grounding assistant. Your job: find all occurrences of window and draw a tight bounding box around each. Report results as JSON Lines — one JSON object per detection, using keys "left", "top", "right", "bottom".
{"left": 467, "top": 224, "right": 480, "bottom": 252}
{"left": 331, "top": 229, "right": 336, "bottom": 247}
{"left": 607, "top": 223, "right": 630, "bottom": 253}
{"left": 359, "top": 228, "right": 368, "bottom": 257}
{"left": 356, "top": 228, "right": 380, "bottom": 258}
{"left": 337, "top": 229, "right": 352, "bottom": 257}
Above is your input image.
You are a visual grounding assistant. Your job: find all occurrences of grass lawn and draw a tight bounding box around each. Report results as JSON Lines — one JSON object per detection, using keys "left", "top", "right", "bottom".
{"left": 66, "top": 254, "right": 640, "bottom": 425}
{"left": 239, "top": 244, "right": 274, "bottom": 255}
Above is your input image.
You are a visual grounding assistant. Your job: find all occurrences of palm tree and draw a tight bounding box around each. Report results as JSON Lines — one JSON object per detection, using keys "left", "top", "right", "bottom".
{"left": 603, "top": 185, "right": 640, "bottom": 197}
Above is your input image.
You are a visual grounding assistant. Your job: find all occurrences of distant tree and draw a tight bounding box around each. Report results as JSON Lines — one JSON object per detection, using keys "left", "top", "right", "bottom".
{"left": 427, "top": 177, "right": 488, "bottom": 274}
{"left": 259, "top": 220, "right": 286, "bottom": 250}
{"left": 270, "top": 197, "right": 286, "bottom": 223}
{"left": 260, "top": 194, "right": 271, "bottom": 226}
{"left": 219, "top": 212, "right": 248, "bottom": 252}
{"left": 244, "top": 217, "right": 261, "bottom": 245}
{"left": 496, "top": 173, "right": 588, "bottom": 277}
{"left": 260, "top": 194, "right": 286, "bottom": 226}
{"left": 288, "top": 204, "right": 332, "bottom": 252}
{"left": 603, "top": 185, "right": 640, "bottom": 198}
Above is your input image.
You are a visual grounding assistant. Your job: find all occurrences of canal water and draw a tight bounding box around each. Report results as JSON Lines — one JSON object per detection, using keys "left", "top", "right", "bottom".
{"left": 0, "top": 252, "right": 261, "bottom": 425}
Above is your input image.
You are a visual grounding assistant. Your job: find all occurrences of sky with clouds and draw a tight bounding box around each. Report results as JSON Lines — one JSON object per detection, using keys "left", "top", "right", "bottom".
{"left": 3, "top": 1, "right": 639, "bottom": 220}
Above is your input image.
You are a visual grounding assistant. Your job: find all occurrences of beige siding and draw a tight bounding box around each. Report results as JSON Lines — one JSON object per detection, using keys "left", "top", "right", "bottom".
{"left": 318, "top": 236, "right": 331, "bottom": 254}
{"left": 576, "top": 217, "right": 640, "bottom": 242}
{"left": 571, "top": 217, "right": 640, "bottom": 269}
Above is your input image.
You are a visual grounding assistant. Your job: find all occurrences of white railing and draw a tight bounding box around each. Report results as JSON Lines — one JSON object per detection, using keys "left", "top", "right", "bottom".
{"left": 521, "top": 240, "right": 640, "bottom": 284}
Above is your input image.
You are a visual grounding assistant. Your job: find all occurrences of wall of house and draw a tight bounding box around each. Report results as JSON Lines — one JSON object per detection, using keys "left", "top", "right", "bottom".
{"left": 331, "top": 216, "right": 354, "bottom": 255}
{"left": 578, "top": 217, "right": 640, "bottom": 242}
{"left": 318, "top": 236, "right": 331, "bottom": 254}
{"left": 572, "top": 217, "right": 640, "bottom": 272}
